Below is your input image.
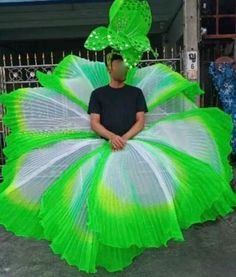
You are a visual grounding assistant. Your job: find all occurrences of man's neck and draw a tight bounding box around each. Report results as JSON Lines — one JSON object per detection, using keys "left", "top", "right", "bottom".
{"left": 109, "top": 80, "right": 125, "bottom": 89}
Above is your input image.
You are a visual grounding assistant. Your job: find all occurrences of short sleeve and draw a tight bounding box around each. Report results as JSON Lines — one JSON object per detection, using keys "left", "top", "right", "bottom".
{"left": 136, "top": 89, "right": 148, "bottom": 113}
{"left": 87, "top": 90, "right": 101, "bottom": 114}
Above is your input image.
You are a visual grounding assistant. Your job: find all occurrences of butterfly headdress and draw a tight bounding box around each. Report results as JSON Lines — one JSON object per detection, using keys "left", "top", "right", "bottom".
{"left": 84, "top": 0, "right": 159, "bottom": 68}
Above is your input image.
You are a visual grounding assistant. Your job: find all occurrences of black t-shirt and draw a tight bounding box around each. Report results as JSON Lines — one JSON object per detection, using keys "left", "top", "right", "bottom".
{"left": 87, "top": 84, "right": 148, "bottom": 139}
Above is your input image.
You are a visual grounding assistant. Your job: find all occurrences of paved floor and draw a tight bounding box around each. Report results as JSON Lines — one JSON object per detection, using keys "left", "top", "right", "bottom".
{"left": 0, "top": 165, "right": 236, "bottom": 277}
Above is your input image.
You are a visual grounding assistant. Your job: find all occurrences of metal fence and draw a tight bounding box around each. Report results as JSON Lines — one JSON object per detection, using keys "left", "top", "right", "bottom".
{"left": 0, "top": 47, "right": 183, "bottom": 180}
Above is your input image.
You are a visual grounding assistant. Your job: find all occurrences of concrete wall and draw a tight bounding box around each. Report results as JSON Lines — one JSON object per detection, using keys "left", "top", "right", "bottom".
{"left": 162, "top": 2, "right": 184, "bottom": 57}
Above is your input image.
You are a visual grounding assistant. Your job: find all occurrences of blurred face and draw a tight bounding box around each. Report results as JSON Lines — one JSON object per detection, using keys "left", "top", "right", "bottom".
{"left": 109, "top": 59, "right": 129, "bottom": 82}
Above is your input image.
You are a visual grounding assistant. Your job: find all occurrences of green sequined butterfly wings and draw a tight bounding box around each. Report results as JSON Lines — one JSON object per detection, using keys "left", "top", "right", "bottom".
{"left": 84, "top": 0, "right": 158, "bottom": 67}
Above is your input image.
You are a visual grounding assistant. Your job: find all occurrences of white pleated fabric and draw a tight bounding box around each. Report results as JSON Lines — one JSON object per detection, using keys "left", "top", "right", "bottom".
{"left": 5, "top": 139, "right": 104, "bottom": 203}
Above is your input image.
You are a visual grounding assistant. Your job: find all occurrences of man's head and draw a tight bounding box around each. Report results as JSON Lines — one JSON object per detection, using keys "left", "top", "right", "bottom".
{"left": 105, "top": 52, "right": 129, "bottom": 82}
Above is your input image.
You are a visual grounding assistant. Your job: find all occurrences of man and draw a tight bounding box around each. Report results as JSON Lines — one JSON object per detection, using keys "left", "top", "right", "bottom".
{"left": 87, "top": 52, "right": 148, "bottom": 151}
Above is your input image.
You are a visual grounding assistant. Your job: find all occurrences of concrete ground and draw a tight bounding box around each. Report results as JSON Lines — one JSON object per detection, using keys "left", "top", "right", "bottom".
{"left": 0, "top": 164, "right": 236, "bottom": 277}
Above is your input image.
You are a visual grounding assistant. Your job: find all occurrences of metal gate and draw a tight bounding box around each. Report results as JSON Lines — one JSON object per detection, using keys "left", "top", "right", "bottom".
{"left": 0, "top": 47, "right": 183, "bottom": 180}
